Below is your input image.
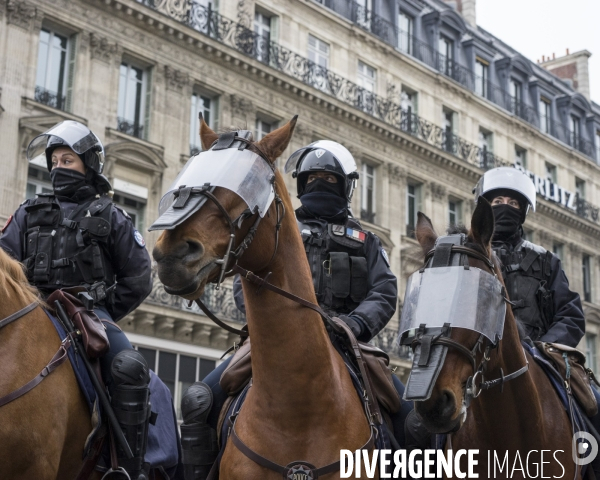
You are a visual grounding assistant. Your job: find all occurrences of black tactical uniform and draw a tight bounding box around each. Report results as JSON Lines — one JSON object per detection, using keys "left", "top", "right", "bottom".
{"left": 0, "top": 120, "right": 154, "bottom": 480}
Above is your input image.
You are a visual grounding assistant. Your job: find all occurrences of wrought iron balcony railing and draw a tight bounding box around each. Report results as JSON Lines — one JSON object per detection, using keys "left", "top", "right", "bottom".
{"left": 576, "top": 197, "right": 600, "bottom": 224}
{"left": 117, "top": 118, "right": 145, "bottom": 139}
{"left": 34, "top": 86, "right": 66, "bottom": 111}
{"left": 360, "top": 209, "right": 376, "bottom": 223}
{"left": 145, "top": 268, "right": 246, "bottom": 324}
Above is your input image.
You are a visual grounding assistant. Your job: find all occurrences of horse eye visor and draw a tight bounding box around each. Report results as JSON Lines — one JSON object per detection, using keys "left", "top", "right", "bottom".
{"left": 149, "top": 149, "right": 275, "bottom": 231}
{"left": 397, "top": 266, "right": 506, "bottom": 345}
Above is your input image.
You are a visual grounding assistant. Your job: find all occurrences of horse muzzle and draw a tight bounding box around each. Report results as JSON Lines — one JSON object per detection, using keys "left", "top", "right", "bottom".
{"left": 414, "top": 389, "right": 465, "bottom": 434}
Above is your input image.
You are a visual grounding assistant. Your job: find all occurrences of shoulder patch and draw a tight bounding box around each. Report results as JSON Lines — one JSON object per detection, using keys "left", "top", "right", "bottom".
{"left": 1, "top": 215, "right": 13, "bottom": 234}
{"left": 133, "top": 229, "right": 146, "bottom": 247}
{"left": 346, "top": 227, "right": 366, "bottom": 243}
{"left": 331, "top": 224, "right": 345, "bottom": 236}
{"left": 380, "top": 247, "right": 390, "bottom": 267}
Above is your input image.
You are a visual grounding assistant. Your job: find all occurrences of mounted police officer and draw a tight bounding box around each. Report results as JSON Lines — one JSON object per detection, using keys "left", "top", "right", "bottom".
{"left": 473, "top": 166, "right": 585, "bottom": 346}
{"left": 177, "top": 140, "right": 410, "bottom": 480}
{"left": 0, "top": 120, "right": 154, "bottom": 480}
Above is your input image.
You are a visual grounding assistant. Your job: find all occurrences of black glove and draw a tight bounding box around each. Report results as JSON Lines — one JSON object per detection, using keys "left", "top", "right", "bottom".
{"left": 338, "top": 314, "right": 364, "bottom": 339}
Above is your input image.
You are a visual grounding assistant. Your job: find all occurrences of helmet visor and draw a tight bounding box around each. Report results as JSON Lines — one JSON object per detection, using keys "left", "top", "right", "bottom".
{"left": 26, "top": 120, "right": 104, "bottom": 162}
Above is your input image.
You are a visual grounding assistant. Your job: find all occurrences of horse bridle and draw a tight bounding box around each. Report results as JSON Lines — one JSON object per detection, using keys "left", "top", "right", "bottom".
{"left": 410, "top": 243, "right": 529, "bottom": 408}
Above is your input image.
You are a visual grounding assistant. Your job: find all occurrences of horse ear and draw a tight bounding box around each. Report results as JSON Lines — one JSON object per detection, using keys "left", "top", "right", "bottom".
{"left": 471, "top": 196, "right": 495, "bottom": 249}
{"left": 199, "top": 113, "right": 219, "bottom": 151}
{"left": 416, "top": 212, "right": 438, "bottom": 254}
{"left": 255, "top": 115, "right": 298, "bottom": 163}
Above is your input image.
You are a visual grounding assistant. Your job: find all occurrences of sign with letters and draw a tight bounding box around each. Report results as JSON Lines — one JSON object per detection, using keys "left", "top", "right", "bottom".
{"left": 514, "top": 164, "right": 577, "bottom": 211}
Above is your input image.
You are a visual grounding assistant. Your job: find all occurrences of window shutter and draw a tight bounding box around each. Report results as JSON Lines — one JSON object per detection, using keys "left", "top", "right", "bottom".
{"left": 65, "top": 34, "right": 77, "bottom": 112}
{"left": 143, "top": 68, "right": 152, "bottom": 140}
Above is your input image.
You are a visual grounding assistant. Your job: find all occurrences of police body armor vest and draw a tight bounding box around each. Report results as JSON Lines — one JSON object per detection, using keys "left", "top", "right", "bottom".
{"left": 299, "top": 217, "right": 368, "bottom": 314}
{"left": 23, "top": 194, "right": 115, "bottom": 297}
{"left": 493, "top": 240, "right": 554, "bottom": 341}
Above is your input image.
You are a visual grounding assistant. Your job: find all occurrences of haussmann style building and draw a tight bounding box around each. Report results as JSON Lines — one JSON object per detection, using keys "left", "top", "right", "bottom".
{"left": 1, "top": 0, "right": 600, "bottom": 415}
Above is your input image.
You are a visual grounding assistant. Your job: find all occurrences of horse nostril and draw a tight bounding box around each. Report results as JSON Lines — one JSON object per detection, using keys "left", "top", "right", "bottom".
{"left": 440, "top": 390, "right": 456, "bottom": 417}
{"left": 184, "top": 240, "right": 204, "bottom": 262}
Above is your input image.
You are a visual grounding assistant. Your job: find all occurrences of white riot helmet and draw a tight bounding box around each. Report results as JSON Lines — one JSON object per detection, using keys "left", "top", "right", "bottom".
{"left": 284, "top": 140, "right": 359, "bottom": 202}
{"left": 473, "top": 167, "right": 536, "bottom": 220}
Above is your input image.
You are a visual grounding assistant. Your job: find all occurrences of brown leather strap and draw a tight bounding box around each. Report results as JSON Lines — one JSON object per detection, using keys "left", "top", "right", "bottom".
{"left": 0, "top": 301, "right": 38, "bottom": 330}
{"left": 230, "top": 421, "right": 375, "bottom": 478}
{"left": 0, "top": 337, "right": 71, "bottom": 408}
{"left": 194, "top": 299, "right": 248, "bottom": 338}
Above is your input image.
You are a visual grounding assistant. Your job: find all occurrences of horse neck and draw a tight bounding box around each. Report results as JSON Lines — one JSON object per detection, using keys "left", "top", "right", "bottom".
{"left": 240, "top": 200, "right": 339, "bottom": 401}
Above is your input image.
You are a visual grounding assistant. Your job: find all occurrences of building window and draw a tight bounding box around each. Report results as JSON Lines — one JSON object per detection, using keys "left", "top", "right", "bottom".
{"left": 442, "top": 107, "right": 456, "bottom": 153}
{"left": 26, "top": 165, "right": 52, "bottom": 200}
{"left": 448, "top": 199, "right": 462, "bottom": 226}
{"left": 438, "top": 36, "right": 454, "bottom": 76}
{"left": 509, "top": 79, "right": 522, "bottom": 115}
{"left": 189, "top": 93, "right": 217, "bottom": 155}
{"left": 595, "top": 130, "right": 600, "bottom": 164}
{"left": 117, "top": 62, "right": 149, "bottom": 139}
{"left": 357, "top": 60, "right": 377, "bottom": 93}
{"left": 576, "top": 178, "right": 586, "bottom": 200}
{"left": 479, "top": 128, "right": 493, "bottom": 167}
{"left": 113, "top": 192, "right": 146, "bottom": 232}
{"left": 406, "top": 183, "right": 421, "bottom": 237}
{"left": 254, "top": 11, "right": 272, "bottom": 63}
{"left": 552, "top": 243, "right": 563, "bottom": 261}
{"left": 545, "top": 162, "right": 557, "bottom": 183}
{"left": 35, "top": 28, "right": 73, "bottom": 111}
{"left": 570, "top": 115, "right": 581, "bottom": 149}
{"left": 397, "top": 11, "right": 413, "bottom": 54}
{"left": 308, "top": 34, "right": 330, "bottom": 91}
{"left": 474, "top": 59, "right": 488, "bottom": 97}
{"left": 522, "top": 228, "right": 534, "bottom": 243}
{"left": 401, "top": 87, "right": 417, "bottom": 113}
{"left": 583, "top": 255, "right": 592, "bottom": 302}
{"left": 356, "top": 0, "right": 373, "bottom": 29}
{"left": 515, "top": 145, "right": 527, "bottom": 169}
{"left": 539, "top": 97, "right": 551, "bottom": 134}
{"left": 255, "top": 118, "right": 276, "bottom": 140}
{"left": 361, "top": 163, "right": 376, "bottom": 223}
{"left": 135, "top": 346, "right": 216, "bottom": 420}
{"left": 587, "top": 334, "right": 598, "bottom": 373}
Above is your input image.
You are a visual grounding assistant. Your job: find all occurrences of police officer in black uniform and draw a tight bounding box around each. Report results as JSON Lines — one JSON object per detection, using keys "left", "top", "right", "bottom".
{"left": 474, "top": 167, "right": 585, "bottom": 346}
{"left": 0, "top": 120, "right": 154, "bottom": 480}
{"left": 177, "top": 141, "right": 410, "bottom": 480}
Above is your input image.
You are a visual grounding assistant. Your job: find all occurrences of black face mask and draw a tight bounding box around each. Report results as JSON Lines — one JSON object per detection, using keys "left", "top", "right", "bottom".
{"left": 492, "top": 204, "right": 523, "bottom": 242}
{"left": 299, "top": 178, "right": 347, "bottom": 220}
{"left": 50, "top": 168, "right": 88, "bottom": 198}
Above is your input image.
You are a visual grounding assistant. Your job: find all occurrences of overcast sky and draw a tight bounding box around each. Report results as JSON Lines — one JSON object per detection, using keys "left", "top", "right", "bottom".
{"left": 476, "top": 0, "right": 600, "bottom": 105}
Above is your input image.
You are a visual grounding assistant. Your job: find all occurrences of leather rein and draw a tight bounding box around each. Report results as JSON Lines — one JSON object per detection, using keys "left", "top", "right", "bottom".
{"left": 411, "top": 244, "right": 529, "bottom": 406}
{"left": 0, "top": 301, "right": 72, "bottom": 408}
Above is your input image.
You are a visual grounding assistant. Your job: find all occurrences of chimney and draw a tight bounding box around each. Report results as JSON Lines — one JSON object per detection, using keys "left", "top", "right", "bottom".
{"left": 442, "top": 0, "right": 477, "bottom": 27}
{"left": 540, "top": 50, "right": 592, "bottom": 101}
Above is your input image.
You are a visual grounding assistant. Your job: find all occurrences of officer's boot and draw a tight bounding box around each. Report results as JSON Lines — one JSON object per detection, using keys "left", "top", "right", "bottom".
{"left": 110, "top": 350, "right": 152, "bottom": 480}
{"left": 180, "top": 382, "right": 219, "bottom": 480}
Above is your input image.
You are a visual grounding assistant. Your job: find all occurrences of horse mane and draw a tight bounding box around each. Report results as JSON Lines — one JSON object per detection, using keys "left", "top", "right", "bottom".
{"left": 0, "top": 248, "right": 42, "bottom": 305}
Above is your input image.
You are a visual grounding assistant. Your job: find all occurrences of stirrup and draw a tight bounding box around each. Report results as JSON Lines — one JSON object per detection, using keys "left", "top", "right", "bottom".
{"left": 101, "top": 467, "right": 131, "bottom": 480}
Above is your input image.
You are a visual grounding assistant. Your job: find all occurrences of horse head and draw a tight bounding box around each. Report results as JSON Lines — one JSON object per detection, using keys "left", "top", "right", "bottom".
{"left": 153, "top": 116, "right": 297, "bottom": 299}
{"left": 410, "top": 197, "right": 505, "bottom": 434}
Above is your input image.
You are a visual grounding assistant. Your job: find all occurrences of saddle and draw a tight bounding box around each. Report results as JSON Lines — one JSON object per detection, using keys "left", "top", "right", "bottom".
{"left": 535, "top": 341, "right": 599, "bottom": 417}
{"left": 219, "top": 317, "right": 402, "bottom": 415}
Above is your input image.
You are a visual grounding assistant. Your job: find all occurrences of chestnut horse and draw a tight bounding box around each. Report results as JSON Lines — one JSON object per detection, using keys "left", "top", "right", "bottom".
{"left": 412, "top": 199, "right": 577, "bottom": 479}
{"left": 0, "top": 247, "right": 99, "bottom": 480}
{"left": 152, "top": 117, "right": 374, "bottom": 479}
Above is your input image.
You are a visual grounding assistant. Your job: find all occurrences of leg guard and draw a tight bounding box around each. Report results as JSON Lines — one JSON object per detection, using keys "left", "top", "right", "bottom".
{"left": 110, "top": 349, "right": 152, "bottom": 480}
{"left": 180, "top": 382, "right": 219, "bottom": 480}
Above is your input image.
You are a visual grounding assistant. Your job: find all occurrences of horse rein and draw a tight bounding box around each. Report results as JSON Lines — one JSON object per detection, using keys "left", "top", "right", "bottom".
{"left": 412, "top": 244, "right": 529, "bottom": 406}
{"left": 0, "top": 301, "right": 72, "bottom": 408}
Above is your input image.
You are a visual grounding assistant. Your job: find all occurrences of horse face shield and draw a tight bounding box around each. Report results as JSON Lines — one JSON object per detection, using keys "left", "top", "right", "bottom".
{"left": 149, "top": 148, "right": 275, "bottom": 232}
{"left": 398, "top": 266, "right": 506, "bottom": 401}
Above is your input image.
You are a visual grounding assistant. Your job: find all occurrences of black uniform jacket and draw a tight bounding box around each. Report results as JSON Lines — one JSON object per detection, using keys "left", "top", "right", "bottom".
{"left": 0, "top": 197, "right": 152, "bottom": 321}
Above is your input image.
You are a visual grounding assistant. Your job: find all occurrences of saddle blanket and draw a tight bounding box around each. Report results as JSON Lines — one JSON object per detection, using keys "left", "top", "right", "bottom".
{"left": 46, "top": 310, "right": 182, "bottom": 478}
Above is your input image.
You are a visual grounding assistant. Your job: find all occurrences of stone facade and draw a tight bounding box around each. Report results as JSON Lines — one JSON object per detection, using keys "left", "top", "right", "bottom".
{"left": 1, "top": 0, "right": 600, "bottom": 404}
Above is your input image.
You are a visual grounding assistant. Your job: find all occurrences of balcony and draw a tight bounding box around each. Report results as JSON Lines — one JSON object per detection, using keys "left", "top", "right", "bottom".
{"left": 34, "top": 86, "right": 66, "bottom": 111}
{"left": 117, "top": 118, "right": 144, "bottom": 139}
{"left": 360, "top": 209, "right": 376, "bottom": 223}
{"left": 576, "top": 198, "right": 600, "bottom": 224}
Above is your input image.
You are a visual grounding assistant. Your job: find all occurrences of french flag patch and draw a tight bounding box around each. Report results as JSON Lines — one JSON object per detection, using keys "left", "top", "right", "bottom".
{"left": 346, "top": 228, "right": 366, "bottom": 243}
